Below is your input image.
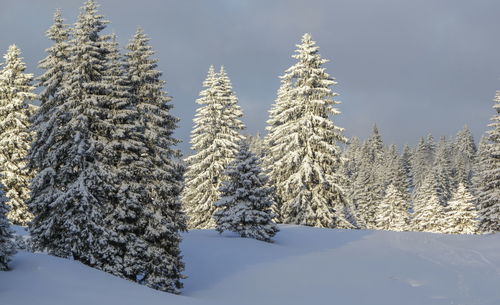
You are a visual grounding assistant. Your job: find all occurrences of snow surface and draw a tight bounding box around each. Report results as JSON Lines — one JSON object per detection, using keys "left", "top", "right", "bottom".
{"left": 1, "top": 225, "right": 500, "bottom": 305}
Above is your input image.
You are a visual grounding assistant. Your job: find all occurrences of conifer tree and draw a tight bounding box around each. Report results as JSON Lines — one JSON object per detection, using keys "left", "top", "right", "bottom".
{"left": 375, "top": 184, "right": 410, "bottom": 231}
{"left": 0, "top": 193, "right": 16, "bottom": 271}
{"left": 183, "top": 66, "right": 245, "bottom": 229}
{"left": 445, "top": 183, "right": 478, "bottom": 234}
{"left": 411, "top": 135, "right": 435, "bottom": 191}
{"left": 452, "top": 125, "right": 477, "bottom": 188}
{"left": 264, "top": 34, "right": 351, "bottom": 228}
{"left": 433, "top": 137, "right": 453, "bottom": 203}
{"left": 351, "top": 128, "right": 386, "bottom": 229}
{"left": 412, "top": 172, "right": 446, "bottom": 233}
{"left": 122, "top": 28, "right": 186, "bottom": 293}
{"left": 401, "top": 144, "right": 413, "bottom": 189}
{"left": 29, "top": 0, "right": 117, "bottom": 266}
{"left": 214, "top": 141, "right": 279, "bottom": 242}
{"left": 476, "top": 91, "right": 500, "bottom": 232}
{"left": 0, "top": 45, "right": 36, "bottom": 225}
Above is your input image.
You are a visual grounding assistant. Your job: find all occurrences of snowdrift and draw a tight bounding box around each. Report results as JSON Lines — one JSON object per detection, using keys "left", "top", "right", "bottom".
{"left": 1, "top": 225, "right": 499, "bottom": 305}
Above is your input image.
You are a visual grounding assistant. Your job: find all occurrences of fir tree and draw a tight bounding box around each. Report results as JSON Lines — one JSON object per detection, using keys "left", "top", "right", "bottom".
{"left": 433, "top": 137, "right": 453, "bottom": 203}
{"left": 412, "top": 172, "right": 446, "bottom": 233}
{"left": 0, "top": 192, "right": 16, "bottom": 271}
{"left": 214, "top": 141, "right": 279, "bottom": 242}
{"left": 264, "top": 34, "right": 351, "bottom": 228}
{"left": 401, "top": 144, "right": 413, "bottom": 189}
{"left": 452, "top": 125, "right": 477, "bottom": 188}
{"left": 29, "top": 0, "right": 116, "bottom": 267}
{"left": 476, "top": 91, "right": 500, "bottom": 232}
{"left": 351, "top": 128, "right": 386, "bottom": 229}
{"left": 122, "top": 28, "right": 186, "bottom": 293}
{"left": 376, "top": 184, "right": 410, "bottom": 231}
{"left": 183, "top": 65, "right": 245, "bottom": 229}
{"left": 0, "top": 45, "right": 36, "bottom": 225}
{"left": 445, "top": 183, "right": 478, "bottom": 234}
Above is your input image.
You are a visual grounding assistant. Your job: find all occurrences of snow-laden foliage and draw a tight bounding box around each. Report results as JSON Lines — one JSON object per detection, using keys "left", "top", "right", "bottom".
{"left": 119, "top": 28, "right": 186, "bottom": 293}
{"left": 214, "top": 141, "right": 279, "bottom": 242}
{"left": 451, "top": 125, "right": 477, "bottom": 188}
{"left": 376, "top": 184, "right": 410, "bottom": 231}
{"left": 0, "top": 191, "right": 16, "bottom": 270}
{"left": 444, "top": 183, "right": 478, "bottom": 234}
{"left": 264, "top": 33, "right": 352, "bottom": 228}
{"left": 412, "top": 173, "right": 446, "bottom": 233}
{"left": 433, "top": 137, "right": 453, "bottom": 203}
{"left": 29, "top": 0, "right": 116, "bottom": 266}
{"left": 411, "top": 135, "right": 435, "bottom": 191}
{"left": 0, "top": 45, "right": 36, "bottom": 225}
{"left": 183, "top": 66, "right": 245, "bottom": 229}
{"left": 476, "top": 91, "right": 500, "bottom": 233}
{"left": 351, "top": 126, "right": 386, "bottom": 229}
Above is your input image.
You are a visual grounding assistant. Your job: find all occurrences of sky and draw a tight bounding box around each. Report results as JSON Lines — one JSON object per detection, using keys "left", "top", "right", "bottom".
{"left": 1, "top": 0, "right": 499, "bottom": 154}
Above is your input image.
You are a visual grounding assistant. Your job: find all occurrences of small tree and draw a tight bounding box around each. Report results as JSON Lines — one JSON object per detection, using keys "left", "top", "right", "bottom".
{"left": 0, "top": 45, "right": 36, "bottom": 225}
{"left": 0, "top": 192, "right": 16, "bottom": 270}
{"left": 445, "top": 183, "right": 478, "bottom": 234}
{"left": 214, "top": 141, "right": 278, "bottom": 242}
{"left": 376, "top": 184, "right": 410, "bottom": 232}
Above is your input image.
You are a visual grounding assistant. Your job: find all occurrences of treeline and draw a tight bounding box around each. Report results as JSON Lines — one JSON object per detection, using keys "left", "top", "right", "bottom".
{"left": 0, "top": 0, "right": 498, "bottom": 295}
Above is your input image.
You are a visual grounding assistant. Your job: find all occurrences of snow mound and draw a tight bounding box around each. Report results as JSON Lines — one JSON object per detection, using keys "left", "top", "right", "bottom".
{"left": 1, "top": 225, "right": 499, "bottom": 305}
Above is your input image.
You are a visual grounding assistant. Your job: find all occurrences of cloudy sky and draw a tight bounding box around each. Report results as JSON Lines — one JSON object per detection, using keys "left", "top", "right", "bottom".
{"left": 1, "top": 0, "right": 499, "bottom": 153}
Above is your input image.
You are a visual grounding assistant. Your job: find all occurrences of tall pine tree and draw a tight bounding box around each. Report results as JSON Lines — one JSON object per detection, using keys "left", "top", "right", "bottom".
{"left": 121, "top": 28, "right": 186, "bottom": 293}
{"left": 29, "top": 0, "right": 118, "bottom": 268}
{"left": 476, "top": 91, "right": 500, "bottom": 232}
{"left": 0, "top": 45, "right": 36, "bottom": 225}
{"left": 264, "top": 33, "right": 351, "bottom": 228}
{"left": 183, "top": 66, "right": 245, "bottom": 229}
{"left": 445, "top": 183, "right": 478, "bottom": 234}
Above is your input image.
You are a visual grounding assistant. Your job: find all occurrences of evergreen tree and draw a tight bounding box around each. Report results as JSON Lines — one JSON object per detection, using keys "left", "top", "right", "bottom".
{"left": 412, "top": 172, "right": 446, "bottom": 233}
{"left": 351, "top": 128, "right": 386, "bottom": 229}
{"left": 0, "top": 192, "right": 16, "bottom": 271}
{"left": 0, "top": 45, "right": 36, "bottom": 225}
{"left": 445, "top": 183, "right": 478, "bottom": 234}
{"left": 264, "top": 33, "right": 351, "bottom": 228}
{"left": 476, "top": 91, "right": 500, "bottom": 232}
{"left": 401, "top": 144, "right": 413, "bottom": 189}
{"left": 433, "top": 137, "right": 453, "bottom": 203}
{"left": 411, "top": 136, "right": 435, "bottom": 191}
{"left": 376, "top": 184, "right": 410, "bottom": 231}
{"left": 122, "top": 28, "right": 186, "bottom": 293}
{"left": 29, "top": 0, "right": 117, "bottom": 267}
{"left": 183, "top": 66, "right": 245, "bottom": 229}
{"left": 452, "top": 125, "right": 477, "bottom": 188}
{"left": 214, "top": 141, "right": 279, "bottom": 242}
{"left": 264, "top": 78, "right": 294, "bottom": 223}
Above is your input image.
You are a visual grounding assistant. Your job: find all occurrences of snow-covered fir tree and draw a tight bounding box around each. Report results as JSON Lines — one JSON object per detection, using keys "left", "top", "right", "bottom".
{"left": 476, "top": 91, "right": 500, "bottom": 233}
{"left": 433, "top": 137, "right": 453, "bottom": 203}
{"left": 351, "top": 127, "right": 386, "bottom": 229}
{"left": 411, "top": 172, "right": 447, "bottom": 233}
{"left": 246, "top": 133, "right": 266, "bottom": 159}
{"left": 445, "top": 183, "right": 478, "bottom": 234}
{"left": 264, "top": 78, "right": 294, "bottom": 223}
{"left": 0, "top": 190, "right": 16, "bottom": 271}
{"left": 29, "top": 0, "right": 118, "bottom": 268}
{"left": 121, "top": 28, "right": 186, "bottom": 293}
{"left": 411, "top": 135, "right": 435, "bottom": 191}
{"left": 264, "top": 33, "right": 352, "bottom": 228}
{"left": 376, "top": 184, "right": 410, "bottom": 231}
{"left": 214, "top": 141, "right": 279, "bottom": 242}
{"left": 381, "top": 144, "right": 409, "bottom": 197}
{"left": 0, "top": 45, "right": 36, "bottom": 225}
{"left": 183, "top": 66, "right": 245, "bottom": 229}
{"left": 451, "top": 125, "right": 477, "bottom": 188}
{"left": 401, "top": 144, "right": 413, "bottom": 189}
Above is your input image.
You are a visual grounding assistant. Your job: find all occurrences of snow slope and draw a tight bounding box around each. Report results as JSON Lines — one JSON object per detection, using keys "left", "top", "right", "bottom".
{"left": 1, "top": 225, "right": 499, "bottom": 305}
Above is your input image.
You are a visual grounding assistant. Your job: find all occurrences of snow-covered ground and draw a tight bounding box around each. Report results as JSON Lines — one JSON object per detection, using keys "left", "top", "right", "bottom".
{"left": 1, "top": 225, "right": 499, "bottom": 305}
